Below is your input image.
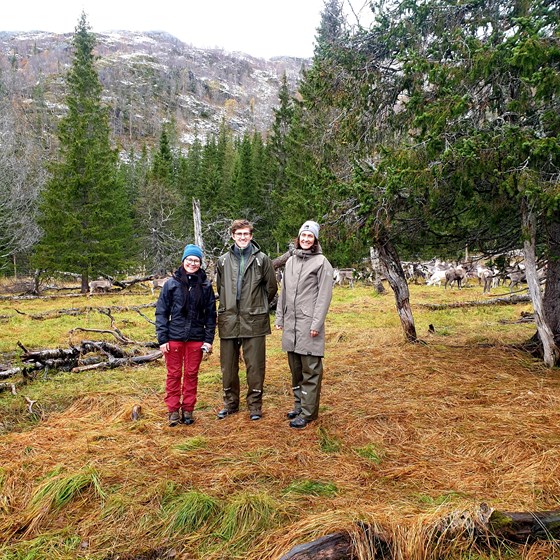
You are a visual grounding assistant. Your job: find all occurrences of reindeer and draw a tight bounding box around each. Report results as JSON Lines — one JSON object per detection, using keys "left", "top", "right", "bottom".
{"left": 444, "top": 266, "right": 467, "bottom": 289}
{"left": 333, "top": 268, "right": 355, "bottom": 288}
{"left": 88, "top": 279, "right": 112, "bottom": 294}
{"left": 151, "top": 276, "right": 171, "bottom": 295}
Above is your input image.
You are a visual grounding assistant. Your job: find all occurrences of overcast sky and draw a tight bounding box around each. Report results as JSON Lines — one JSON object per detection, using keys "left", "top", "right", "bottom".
{"left": 0, "top": 0, "right": 372, "bottom": 59}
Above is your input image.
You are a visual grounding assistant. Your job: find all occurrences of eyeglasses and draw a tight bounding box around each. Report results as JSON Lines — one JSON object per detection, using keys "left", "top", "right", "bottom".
{"left": 234, "top": 232, "right": 252, "bottom": 238}
{"left": 184, "top": 258, "right": 201, "bottom": 265}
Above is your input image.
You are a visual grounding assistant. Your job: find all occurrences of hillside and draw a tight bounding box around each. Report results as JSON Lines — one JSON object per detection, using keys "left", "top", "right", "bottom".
{"left": 0, "top": 30, "right": 307, "bottom": 149}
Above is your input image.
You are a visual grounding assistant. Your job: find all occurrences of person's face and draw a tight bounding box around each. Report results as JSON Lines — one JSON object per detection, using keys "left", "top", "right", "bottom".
{"left": 299, "top": 231, "right": 315, "bottom": 250}
{"left": 183, "top": 256, "right": 201, "bottom": 273}
{"left": 232, "top": 228, "right": 253, "bottom": 249}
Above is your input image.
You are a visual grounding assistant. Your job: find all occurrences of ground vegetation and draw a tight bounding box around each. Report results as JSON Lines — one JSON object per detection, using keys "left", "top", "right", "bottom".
{"left": 0, "top": 282, "right": 558, "bottom": 559}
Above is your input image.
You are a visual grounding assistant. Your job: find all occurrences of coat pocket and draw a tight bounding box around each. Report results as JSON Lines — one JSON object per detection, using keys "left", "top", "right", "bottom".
{"left": 299, "top": 305, "right": 313, "bottom": 317}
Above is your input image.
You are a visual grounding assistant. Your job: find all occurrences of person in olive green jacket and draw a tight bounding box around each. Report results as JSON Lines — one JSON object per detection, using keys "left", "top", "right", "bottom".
{"left": 216, "top": 219, "right": 278, "bottom": 420}
{"left": 275, "top": 220, "right": 333, "bottom": 429}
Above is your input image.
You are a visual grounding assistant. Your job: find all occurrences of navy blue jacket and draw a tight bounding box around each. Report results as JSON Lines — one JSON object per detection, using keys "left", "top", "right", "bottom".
{"left": 155, "top": 267, "right": 217, "bottom": 345}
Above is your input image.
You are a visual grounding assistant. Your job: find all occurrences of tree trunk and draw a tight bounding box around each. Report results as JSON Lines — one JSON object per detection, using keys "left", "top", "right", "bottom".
{"left": 192, "top": 198, "right": 204, "bottom": 252}
{"left": 272, "top": 249, "right": 293, "bottom": 269}
{"left": 522, "top": 200, "right": 559, "bottom": 367}
{"left": 543, "top": 219, "right": 560, "bottom": 343}
{"left": 81, "top": 271, "right": 89, "bottom": 294}
{"left": 369, "top": 247, "right": 386, "bottom": 294}
{"left": 377, "top": 239, "right": 417, "bottom": 342}
{"left": 32, "top": 269, "right": 42, "bottom": 295}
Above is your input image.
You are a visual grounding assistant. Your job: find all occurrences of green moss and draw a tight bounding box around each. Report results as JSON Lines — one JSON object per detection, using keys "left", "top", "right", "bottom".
{"left": 283, "top": 479, "right": 338, "bottom": 497}
{"left": 489, "top": 510, "right": 514, "bottom": 528}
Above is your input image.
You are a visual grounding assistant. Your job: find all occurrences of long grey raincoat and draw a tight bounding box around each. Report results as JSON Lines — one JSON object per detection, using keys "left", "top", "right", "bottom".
{"left": 275, "top": 246, "right": 333, "bottom": 356}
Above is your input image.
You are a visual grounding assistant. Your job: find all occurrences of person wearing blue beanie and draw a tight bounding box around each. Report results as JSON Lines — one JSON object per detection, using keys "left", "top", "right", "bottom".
{"left": 156, "top": 243, "right": 216, "bottom": 426}
{"left": 182, "top": 244, "right": 204, "bottom": 263}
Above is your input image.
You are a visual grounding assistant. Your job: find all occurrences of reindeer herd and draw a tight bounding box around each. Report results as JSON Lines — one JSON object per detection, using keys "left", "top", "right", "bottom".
{"left": 87, "top": 252, "right": 538, "bottom": 297}
{"left": 332, "top": 254, "right": 540, "bottom": 294}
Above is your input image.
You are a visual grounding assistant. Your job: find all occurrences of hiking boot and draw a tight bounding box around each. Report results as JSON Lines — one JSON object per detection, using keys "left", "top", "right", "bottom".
{"left": 286, "top": 408, "right": 302, "bottom": 420}
{"left": 182, "top": 411, "right": 194, "bottom": 425}
{"left": 168, "top": 410, "right": 181, "bottom": 426}
{"left": 249, "top": 412, "right": 262, "bottom": 421}
{"left": 217, "top": 408, "right": 239, "bottom": 420}
{"left": 289, "top": 416, "right": 310, "bottom": 429}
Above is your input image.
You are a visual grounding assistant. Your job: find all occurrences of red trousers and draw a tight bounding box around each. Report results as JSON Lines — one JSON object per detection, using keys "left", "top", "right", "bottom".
{"left": 164, "top": 341, "right": 204, "bottom": 413}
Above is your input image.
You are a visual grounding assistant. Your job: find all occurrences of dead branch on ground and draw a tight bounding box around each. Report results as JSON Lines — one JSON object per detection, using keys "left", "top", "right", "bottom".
{"left": 0, "top": 382, "right": 19, "bottom": 395}
{"left": 11, "top": 303, "right": 155, "bottom": 321}
{"left": 0, "top": 339, "right": 160, "bottom": 383}
{"left": 420, "top": 294, "right": 531, "bottom": 310}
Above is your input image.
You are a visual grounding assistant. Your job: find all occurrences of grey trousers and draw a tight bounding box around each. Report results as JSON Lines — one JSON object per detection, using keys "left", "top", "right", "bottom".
{"left": 287, "top": 352, "right": 323, "bottom": 421}
{"left": 220, "top": 336, "right": 266, "bottom": 414}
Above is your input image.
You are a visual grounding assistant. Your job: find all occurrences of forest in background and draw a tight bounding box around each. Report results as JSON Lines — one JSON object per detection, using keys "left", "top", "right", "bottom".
{"left": 0, "top": 0, "right": 559, "bottom": 365}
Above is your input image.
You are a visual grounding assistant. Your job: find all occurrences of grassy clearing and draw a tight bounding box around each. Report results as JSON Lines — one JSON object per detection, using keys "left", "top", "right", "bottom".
{"left": 0, "top": 282, "right": 559, "bottom": 559}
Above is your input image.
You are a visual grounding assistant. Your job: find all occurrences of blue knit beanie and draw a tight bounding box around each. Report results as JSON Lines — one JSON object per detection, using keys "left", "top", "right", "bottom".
{"left": 181, "top": 244, "right": 203, "bottom": 262}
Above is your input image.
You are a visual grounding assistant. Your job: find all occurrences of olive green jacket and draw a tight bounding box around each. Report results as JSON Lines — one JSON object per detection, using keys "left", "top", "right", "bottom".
{"left": 216, "top": 241, "right": 278, "bottom": 339}
{"left": 275, "top": 246, "right": 333, "bottom": 356}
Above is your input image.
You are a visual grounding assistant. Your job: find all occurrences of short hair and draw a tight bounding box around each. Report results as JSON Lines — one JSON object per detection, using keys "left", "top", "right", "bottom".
{"left": 231, "top": 219, "right": 253, "bottom": 234}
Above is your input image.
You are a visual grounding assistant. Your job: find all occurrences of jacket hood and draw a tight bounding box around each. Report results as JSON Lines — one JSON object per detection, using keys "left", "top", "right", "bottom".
{"left": 293, "top": 243, "right": 324, "bottom": 258}
{"left": 173, "top": 266, "right": 208, "bottom": 283}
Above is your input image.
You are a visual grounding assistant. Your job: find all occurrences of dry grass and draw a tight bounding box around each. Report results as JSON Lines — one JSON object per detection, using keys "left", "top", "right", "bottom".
{"left": 0, "top": 283, "right": 559, "bottom": 559}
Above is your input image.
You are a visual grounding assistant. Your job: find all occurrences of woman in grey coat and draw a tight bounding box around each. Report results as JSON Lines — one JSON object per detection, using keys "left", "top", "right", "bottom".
{"left": 275, "top": 220, "right": 334, "bottom": 429}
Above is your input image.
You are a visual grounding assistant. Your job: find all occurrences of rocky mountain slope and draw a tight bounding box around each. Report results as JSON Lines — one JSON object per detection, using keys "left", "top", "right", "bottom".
{"left": 0, "top": 30, "right": 307, "bottom": 149}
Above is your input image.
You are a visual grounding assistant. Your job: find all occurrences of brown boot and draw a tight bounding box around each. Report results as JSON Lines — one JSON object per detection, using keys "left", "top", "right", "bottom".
{"left": 168, "top": 410, "right": 181, "bottom": 426}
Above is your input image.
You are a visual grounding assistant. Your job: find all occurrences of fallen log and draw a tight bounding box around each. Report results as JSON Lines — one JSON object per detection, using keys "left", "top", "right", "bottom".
{"left": 279, "top": 507, "right": 560, "bottom": 560}
{"left": 0, "top": 291, "right": 149, "bottom": 302}
{"left": 420, "top": 294, "right": 531, "bottom": 310}
{"left": 71, "top": 351, "right": 162, "bottom": 372}
{"left": 69, "top": 308, "right": 152, "bottom": 345}
{"left": 0, "top": 367, "right": 21, "bottom": 379}
{"left": 11, "top": 302, "right": 156, "bottom": 321}
{"left": 486, "top": 510, "right": 560, "bottom": 542}
{"left": 279, "top": 533, "right": 353, "bottom": 560}
{"left": 21, "top": 341, "right": 150, "bottom": 364}
{"left": 1, "top": 340, "right": 161, "bottom": 384}
{"left": 22, "top": 347, "right": 81, "bottom": 361}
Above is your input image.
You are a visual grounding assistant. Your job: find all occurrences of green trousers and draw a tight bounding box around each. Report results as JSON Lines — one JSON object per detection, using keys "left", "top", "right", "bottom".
{"left": 287, "top": 352, "right": 323, "bottom": 421}
{"left": 220, "top": 336, "right": 266, "bottom": 414}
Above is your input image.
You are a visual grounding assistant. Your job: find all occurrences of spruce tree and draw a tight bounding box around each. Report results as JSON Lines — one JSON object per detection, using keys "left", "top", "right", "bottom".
{"left": 34, "top": 13, "right": 133, "bottom": 291}
{"left": 135, "top": 127, "right": 184, "bottom": 275}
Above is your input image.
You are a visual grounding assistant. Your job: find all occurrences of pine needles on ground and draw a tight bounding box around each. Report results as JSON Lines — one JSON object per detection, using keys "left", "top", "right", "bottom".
{"left": 1, "top": 285, "right": 559, "bottom": 559}
{"left": 18, "top": 466, "right": 104, "bottom": 537}
{"left": 217, "top": 492, "right": 283, "bottom": 551}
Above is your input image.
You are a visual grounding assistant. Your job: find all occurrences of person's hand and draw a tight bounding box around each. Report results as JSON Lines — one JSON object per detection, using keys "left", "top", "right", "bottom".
{"left": 275, "top": 325, "right": 283, "bottom": 330}
{"left": 160, "top": 343, "right": 170, "bottom": 353}
{"left": 310, "top": 330, "right": 319, "bottom": 337}
{"left": 201, "top": 343, "right": 212, "bottom": 360}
